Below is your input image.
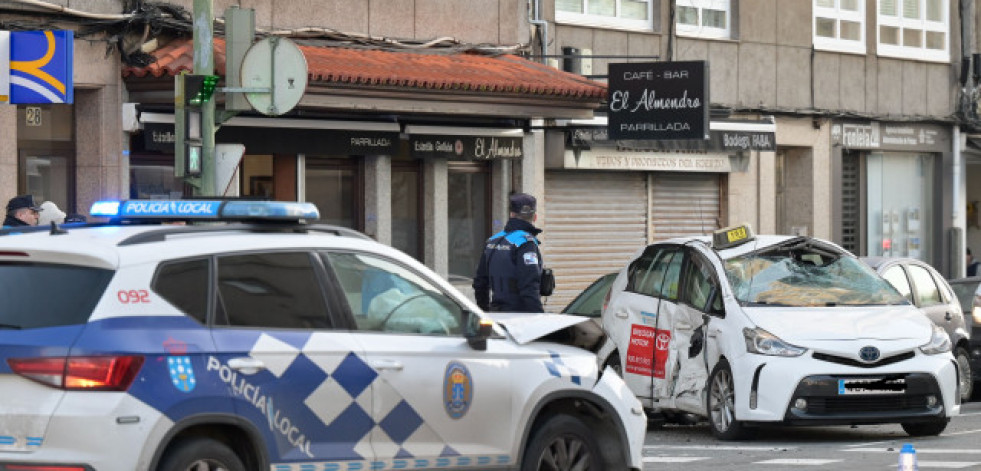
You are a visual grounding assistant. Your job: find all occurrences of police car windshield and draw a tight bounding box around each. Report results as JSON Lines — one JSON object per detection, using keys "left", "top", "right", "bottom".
{"left": 724, "top": 242, "right": 908, "bottom": 307}
{"left": 0, "top": 263, "right": 114, "bottom": 328}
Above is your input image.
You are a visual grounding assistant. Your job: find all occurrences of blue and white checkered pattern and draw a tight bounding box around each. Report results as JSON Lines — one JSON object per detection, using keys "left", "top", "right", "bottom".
{"left": 544, "top": 350, "right": 581, "bottom": 385}
{"left": 250, "top": 332, "right": 470, "bottom": 469}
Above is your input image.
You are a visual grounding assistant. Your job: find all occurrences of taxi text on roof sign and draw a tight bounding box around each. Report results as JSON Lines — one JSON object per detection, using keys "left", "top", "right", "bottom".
{"left": 0, "top": 30, "right": 74, "bottom": 104}
{"left": 712, "top": 223, "right": 755, "bottom": 250}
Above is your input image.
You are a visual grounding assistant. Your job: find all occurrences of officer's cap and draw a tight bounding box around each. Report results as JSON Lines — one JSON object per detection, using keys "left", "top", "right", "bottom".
{"left": 509, "top": 193, "right": 536, "bottom": 215}
{"left": 6, "top": 194, "right": 42, "bottom": 212}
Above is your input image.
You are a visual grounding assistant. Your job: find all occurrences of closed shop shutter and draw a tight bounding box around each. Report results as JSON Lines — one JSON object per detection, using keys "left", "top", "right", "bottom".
{"left": 841, "top": 152, "right": 860, "bottom": 254}
{"left": 651, "top": 173, "right": 724, "bottom": 242}
{"left": 541, "top": 171, "right": 648, "bottom": 310}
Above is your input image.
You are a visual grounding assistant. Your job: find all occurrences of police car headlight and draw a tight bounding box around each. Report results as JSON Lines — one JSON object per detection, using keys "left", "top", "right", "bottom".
{"left": 919, "top": 324, "right": 951, "bottom": 355}
{"left": 743, "top": 327, "right": 806, "bottom": 357}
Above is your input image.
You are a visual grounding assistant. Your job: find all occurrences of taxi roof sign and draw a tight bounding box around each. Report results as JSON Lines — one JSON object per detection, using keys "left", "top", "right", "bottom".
{"left": 712, "top": 223, "right": 755, "bottom": 250}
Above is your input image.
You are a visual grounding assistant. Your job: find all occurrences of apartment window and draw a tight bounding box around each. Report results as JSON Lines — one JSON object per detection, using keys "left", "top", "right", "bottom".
{"left": 877, "top": 0, "right": 948, "bottom": 62}
{"left": 676, "top": 0, "right": 731, "bottom": 39}
{"left": 813, "top": 0, "right": 865, "bottom": 54}
{"left": 556, "top": 0, "right": 653, "bottom": 31}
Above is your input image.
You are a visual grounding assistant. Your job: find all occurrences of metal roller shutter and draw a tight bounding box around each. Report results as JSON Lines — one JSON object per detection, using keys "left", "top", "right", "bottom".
{"left": 541, "top": 171, "right": 648, "bottom": 310}
{"left": 651, "top": 173, "right": 724, "bottom": 242}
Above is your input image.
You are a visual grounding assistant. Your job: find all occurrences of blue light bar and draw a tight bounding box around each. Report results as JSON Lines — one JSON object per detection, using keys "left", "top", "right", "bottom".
{"left": 222, "top": 201, "right": 320, "bottom": 220}
{"left": 88, "top": 200, "right": 320, "bottom": 222}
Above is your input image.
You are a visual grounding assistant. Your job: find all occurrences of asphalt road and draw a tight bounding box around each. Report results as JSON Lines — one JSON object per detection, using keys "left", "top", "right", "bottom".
{"left": 641, "top": 400, "right": 981, "bottom": 470}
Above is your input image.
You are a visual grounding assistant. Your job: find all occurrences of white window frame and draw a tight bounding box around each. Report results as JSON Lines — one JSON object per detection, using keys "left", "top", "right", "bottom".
{"left": 555, "top": 0, "right": 654, "bottom": 32}
{"left": 813, "top": 0, "right": 866, "bottom": 55}
{"left": 877, "top": 0, "right": 949, "bottom": 63}
{"left": 675, "top": 0, "right": 732, "bottom": 40}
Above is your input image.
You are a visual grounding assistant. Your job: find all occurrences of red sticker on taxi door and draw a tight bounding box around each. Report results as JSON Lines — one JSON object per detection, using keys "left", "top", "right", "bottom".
{"left": 625, "top": 324, "right": 656, "bottom": 376}
{"left": 653, "top": 329, "right": 672, "bottom": 379}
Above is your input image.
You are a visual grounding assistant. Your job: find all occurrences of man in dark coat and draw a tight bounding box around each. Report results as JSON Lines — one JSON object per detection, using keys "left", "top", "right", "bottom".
{"left": 3, "top": 195, "right": 42, "bottom": 228}
{"left": 473, "top": 192, "right": 545, "bottom": 313}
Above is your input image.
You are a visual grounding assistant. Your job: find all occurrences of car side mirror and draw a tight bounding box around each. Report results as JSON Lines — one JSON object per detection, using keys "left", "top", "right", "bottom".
{"left": 464, "top": 310, "right": 494, "bottom": 351}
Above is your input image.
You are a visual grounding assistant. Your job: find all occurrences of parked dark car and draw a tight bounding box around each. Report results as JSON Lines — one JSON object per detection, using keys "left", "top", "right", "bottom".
{"left": 862, "top": 257, "right": 973, "bottom": 402}
{"left": 561, "top": 272, "right": 618, "bottom": 318}
{"left": 949, "top": 276, "right": 981, "bottom": 398}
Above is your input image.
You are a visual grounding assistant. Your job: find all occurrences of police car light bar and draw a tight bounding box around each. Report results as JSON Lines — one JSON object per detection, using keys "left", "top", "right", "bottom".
{"left": 89, "top": 200, "right": 320, "bottom": 222}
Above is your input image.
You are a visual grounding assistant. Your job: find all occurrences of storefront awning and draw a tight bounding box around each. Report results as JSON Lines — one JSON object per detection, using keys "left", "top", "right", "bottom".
{"left": 122, "top": 38, "right": 606, "bottom": 119}
{"left": 560, "top": 116, "right": 777, "bottom": 153}
{"left": 404, "top": 125, "right": 524, "bottom": 160}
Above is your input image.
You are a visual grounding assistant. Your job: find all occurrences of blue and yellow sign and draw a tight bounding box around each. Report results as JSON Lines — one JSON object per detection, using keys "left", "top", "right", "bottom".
{"left": 443, "top": 361, "right": 473, "bottom": 419}
{"left": 1, "top": 30, "right": 73, "bottom": 104}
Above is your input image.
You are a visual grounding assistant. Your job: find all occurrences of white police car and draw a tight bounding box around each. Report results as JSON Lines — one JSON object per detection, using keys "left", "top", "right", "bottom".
{"left": 0, "top": 200, "right": 645, "bottom": 471}
{"left": 597, "top": 224, "right": 960, "bottom": 440}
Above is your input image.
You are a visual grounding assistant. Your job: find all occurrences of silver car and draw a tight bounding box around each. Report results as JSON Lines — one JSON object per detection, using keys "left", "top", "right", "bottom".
{"left": 862, "top": 257, "right": 973, "bottom": 402}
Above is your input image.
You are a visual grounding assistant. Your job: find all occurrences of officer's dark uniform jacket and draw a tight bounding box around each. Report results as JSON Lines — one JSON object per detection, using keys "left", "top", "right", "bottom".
{"left": 473, "top": 218, "right": 544, "bottom": 313}
{"left": 2, "top": 215, "right": 29, "bottom": 228}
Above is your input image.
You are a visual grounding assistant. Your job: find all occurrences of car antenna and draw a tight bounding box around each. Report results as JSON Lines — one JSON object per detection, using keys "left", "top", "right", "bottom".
{"left": 49, "top": 221, "right": 67, "bottom": 236}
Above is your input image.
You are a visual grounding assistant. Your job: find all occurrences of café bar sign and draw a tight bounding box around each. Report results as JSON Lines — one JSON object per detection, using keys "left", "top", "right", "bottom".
{"left": 607, "top": 61, "right": 709, "bottom": 141}
{"left": 410, "top": 134, "right": 523, "bottom": 160}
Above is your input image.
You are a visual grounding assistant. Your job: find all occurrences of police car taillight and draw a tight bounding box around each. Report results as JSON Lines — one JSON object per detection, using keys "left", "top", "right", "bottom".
{"left": 8, "top": 356, "right": 144, "bottom": 391}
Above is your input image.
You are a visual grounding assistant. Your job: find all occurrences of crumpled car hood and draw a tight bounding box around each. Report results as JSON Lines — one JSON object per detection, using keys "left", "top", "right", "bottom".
{"left": 486, "top": 312, "right": 592, "bottom": 345}
{"left": 742, "top": 305, "right": 933, "bottom": 342}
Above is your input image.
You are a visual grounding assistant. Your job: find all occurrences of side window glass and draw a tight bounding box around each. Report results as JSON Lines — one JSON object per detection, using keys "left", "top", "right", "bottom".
{"left": 682, "top": 253, "right": 718, "bottom": 312}
{"left": 215, "top": 252, "right": 331, "bottom": 329}
{"left": 626, "top": 247, "right": 659, "bottom": 294}
{"left": 881, "top": 266, "right": 913, "bottom": 302}
{"left": 153, "top": 258, "right": 209, "bottom": 324}
{"left": 325, "top": 252, "right": 463, "bottom": 336}
{"left": 660, "top": 250, "right": 684, "bottom": 301}
{"left": 908, "top": 265, "right": 942, "bottom": 306}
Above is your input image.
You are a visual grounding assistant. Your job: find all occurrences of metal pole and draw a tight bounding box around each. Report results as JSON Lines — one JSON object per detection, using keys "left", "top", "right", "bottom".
{"left": 192, "top": 0, "right": 215, "bottom": 196}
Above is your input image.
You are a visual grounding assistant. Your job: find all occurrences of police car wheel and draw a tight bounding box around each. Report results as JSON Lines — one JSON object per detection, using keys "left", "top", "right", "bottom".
{"left": 521, "top": 414, "right": 603, "bottom": 471}
{"left": 901, "top": 419, "right": 948, "bottom": 437}
{"left": 157, "top": 437, "right": 246, "bottom": 471}
{"left": 706, "top": 359, "right": 752, "bottom": 441}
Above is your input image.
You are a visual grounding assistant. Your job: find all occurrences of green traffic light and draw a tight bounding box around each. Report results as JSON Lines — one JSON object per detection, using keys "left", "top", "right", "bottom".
{"left": 188, "top": 75, "right": 220, "bottom": 106}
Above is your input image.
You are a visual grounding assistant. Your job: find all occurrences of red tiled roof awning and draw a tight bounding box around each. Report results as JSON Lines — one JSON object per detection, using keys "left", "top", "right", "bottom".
{"left": 122, "top": 37, "right": 606, "bottom": 101}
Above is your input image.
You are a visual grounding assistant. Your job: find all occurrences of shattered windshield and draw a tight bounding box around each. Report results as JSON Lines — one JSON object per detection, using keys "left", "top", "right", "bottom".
{"left": 723, "top": 239, "right": 908, "bottom": 307}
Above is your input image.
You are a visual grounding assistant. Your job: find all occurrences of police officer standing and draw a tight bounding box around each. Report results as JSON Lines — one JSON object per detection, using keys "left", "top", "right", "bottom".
{"left": 473, "top": 192, "right": 544, "bottom": 312}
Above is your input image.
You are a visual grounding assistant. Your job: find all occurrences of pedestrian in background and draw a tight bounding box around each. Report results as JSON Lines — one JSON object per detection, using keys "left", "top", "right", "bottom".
{"left": 37, "top": 201, "right": 67, "bottom": 226}
{"left": 3, "top": 194, "right": 42, "bottom": 228}
{"left": 969, "top": 248, "right": 980, "bottom": 277}
{"left": 473, "top": 192, "right": 545, "bottom": 313}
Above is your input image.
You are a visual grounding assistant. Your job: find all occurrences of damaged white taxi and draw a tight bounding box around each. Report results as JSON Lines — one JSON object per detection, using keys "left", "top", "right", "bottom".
{"left": 598, "top": 224, "right": 960, "bottom": 439}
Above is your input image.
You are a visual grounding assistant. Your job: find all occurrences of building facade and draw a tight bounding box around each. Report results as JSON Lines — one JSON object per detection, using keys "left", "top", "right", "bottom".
{"left": 0, "top": 0, "right": 974, "bottom": 308}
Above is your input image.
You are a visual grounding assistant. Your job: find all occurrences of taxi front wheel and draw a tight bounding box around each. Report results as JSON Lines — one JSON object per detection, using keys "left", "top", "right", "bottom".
{"left": 706, "top": 359, "right": 753, "bottom": 441}
{"left": 157, "top": 437, "right": 246, "bottom": 471}
{"left": 901, "top": 419, "right": 948, "bottom": 437}
{"left": 521, "top": 414, "right": 604, "bottom": 471}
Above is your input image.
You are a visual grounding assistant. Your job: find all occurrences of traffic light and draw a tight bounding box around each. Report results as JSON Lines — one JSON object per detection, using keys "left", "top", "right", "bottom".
{"left": 182, "top": 74, "right": 221, "bottom": 107}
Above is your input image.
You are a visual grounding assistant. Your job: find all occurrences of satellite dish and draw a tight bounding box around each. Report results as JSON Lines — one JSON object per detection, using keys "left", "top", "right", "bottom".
{"left": 240, "top": 37, "right": 308, "bottom": 116}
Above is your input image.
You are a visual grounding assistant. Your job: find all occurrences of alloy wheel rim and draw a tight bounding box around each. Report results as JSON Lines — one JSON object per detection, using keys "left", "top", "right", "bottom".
{"left": 536, "top": 434, "right": 593, "bottom": 471}
{"left": 710, "top": 369, "right": 735, "bottom": 432}
{"left": 957, "top": 352, "right": 972, "bottom": 399}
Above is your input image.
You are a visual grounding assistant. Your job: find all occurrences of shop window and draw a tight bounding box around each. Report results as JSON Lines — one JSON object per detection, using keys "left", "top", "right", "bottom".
{"left": 813, "top": 0, "right": 865, "bottom": 54}
{"left": 676, "top": 0, "right": 732, "bottom": 40}
{"left": 17, "top": 104, "right": 74, "bottom": 212}
{"left": 305, "top": 156, "right": 363, "bottom": 230}
{"left": 392, "top": 161, "right": 422, "bottom": 261}
{"left": 877, "top": 0, "right": 948, "bottom": 62}
{"left": 866, "top": 152, "right": 935, "bottom": 265}
{"left": 557, "top": 0, "right": 654, "bottom": 31}
{"left": 447, "top": 162, "right": 490, "bottom": 279}
{"left": 130, "top": 154, "right": 186, "bottom": 199}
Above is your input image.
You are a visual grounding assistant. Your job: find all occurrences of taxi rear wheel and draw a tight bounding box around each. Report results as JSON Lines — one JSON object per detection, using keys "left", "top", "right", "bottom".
{"left": 521, "top": 414, "right": 604, "bottom": 471}
{"left": 157, "top": 437, "right": 246, "bottom": 471}
{"left": 706, "top": 359, "right": 752, "bottom": 440}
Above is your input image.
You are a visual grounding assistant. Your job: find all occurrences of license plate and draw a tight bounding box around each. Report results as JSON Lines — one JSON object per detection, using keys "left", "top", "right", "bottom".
{"left": 837, "top": 378, "right": 906, "bottom": 395}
